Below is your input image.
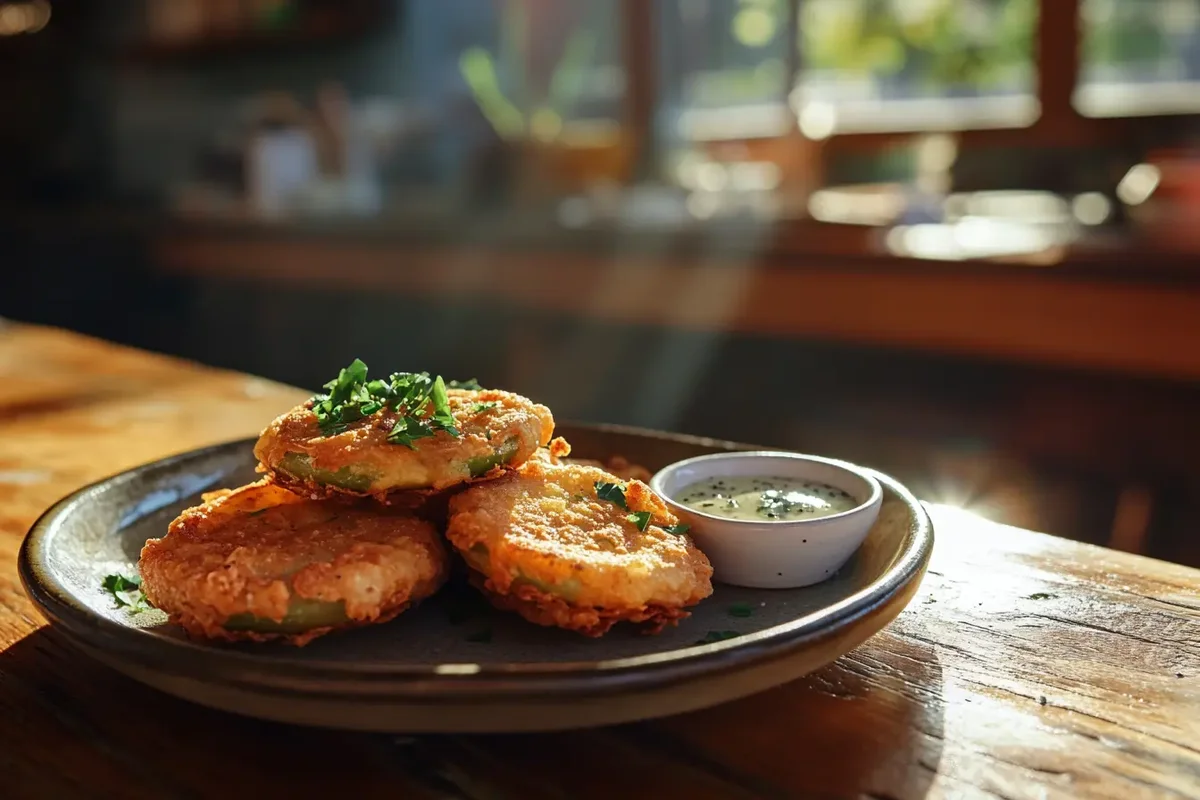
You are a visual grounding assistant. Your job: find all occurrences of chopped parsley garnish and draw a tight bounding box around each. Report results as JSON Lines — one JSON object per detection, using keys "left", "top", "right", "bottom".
{"left": 470, "top": 401, "right": 498, "bottom": 413}
{"left": 626, "top": 511, "right": 653, "bottom": 531}
{"left": 596, "top": 481, "right": 667, "bottom": 532}
{"left": 387, "top": 415, "right": 435, "bottom": 448}
{"left": 595, "top": 481, "right": 628, "bottom": 509}
{"left": 310, "top": 358, "right": 369, "bottom": 434}
{"left": 309, "top": 360, "right": 465, "bottom": 449}
{"left": 663, "top": 523, "right": 690, "bottom": 536}
{"left": 429, "top": 375, "right": 459, "bottom": 433}
{"left": 102, "top": 573, "right": 152, "bottom": 612}
{"left": 695, "top": 630, "right": 740, "bottom": 645}
{"left": 448, "top": 378, "right": 483, "bottom": 391}
{"left": 728, "top": 602, "right": 755, "bottom": 618}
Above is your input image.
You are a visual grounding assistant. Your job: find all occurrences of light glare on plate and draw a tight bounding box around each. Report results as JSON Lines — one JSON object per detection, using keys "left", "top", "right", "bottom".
{"left": 434, "top": 663, "right": 481, "bottom": 676}
{"left": 1116, "top": 163, "right": 1161, "bottom": 206}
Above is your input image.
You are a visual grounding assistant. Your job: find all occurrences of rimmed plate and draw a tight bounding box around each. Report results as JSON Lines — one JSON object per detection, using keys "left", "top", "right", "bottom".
{"left": 19, "top": 423, "right": 933, "bottom": 733}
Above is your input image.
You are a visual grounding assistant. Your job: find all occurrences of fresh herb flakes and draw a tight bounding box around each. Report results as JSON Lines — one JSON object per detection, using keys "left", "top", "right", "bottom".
{"left": 102, "top": 573, "right": 152, "bottom": 612}
{"left": 594, "top": 481, "right": 628, "bottom": 509}
{"left": 595, "top": 481, "right": 690, "bottom": 535}
{"left": 626, "top": 511, "right": 653, "bottom": 531}
{"left": 727, "top": 602, "right": 755, "bottom": 618}
{"left": 310, "top": 360, "right": 467, "bottom": 449}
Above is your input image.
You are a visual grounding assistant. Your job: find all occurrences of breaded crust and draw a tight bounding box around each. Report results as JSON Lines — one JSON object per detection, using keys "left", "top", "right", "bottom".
{"left": 263, "top": 468, "right": 437, "bottom": 508}
{"left": 446, "top": 461, "right": 713, "bottom": 637}
{"left": 563, "top": 456, "right": 652, "bottom": 483}
{"left": 255, "top": 388, "right": 554, "bottom": 496}
{"left": 139, "top": 480, "right": 449, "bottom": 645}
{"left": 530, "top": 438, "right": 652, "bottom": 481}
{"left": 528, "top": 436, "right": 573, "bottom": 466}
{"left": 470, "top": 574, "right": 694, "bottom": 637}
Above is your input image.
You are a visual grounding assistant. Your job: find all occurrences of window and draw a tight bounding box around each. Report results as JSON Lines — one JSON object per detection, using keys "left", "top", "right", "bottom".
{"left": 657, "top": 0, "right": 1039, "bottom": 143}
{"left": 796, "top": 0, "right": 1039, "bottom": 134}
{"left": 658, "top": 0, "right": 794, "bottom": 142}
{"left": 1076, "top": 0, "right": 1200, "bottom": 117}
{"left": 460, "top": 0, "right": 625, "bottom": 142}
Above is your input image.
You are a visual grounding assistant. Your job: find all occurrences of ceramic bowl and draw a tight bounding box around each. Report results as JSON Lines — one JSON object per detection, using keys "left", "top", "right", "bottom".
{"left": 651, "top": 451, "right": 884, "bottom": 589}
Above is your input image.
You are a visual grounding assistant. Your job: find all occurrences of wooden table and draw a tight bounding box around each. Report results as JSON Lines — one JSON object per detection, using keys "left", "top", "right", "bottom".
{"left": 1, "top": 322, "right": 1197, "bottom": 799}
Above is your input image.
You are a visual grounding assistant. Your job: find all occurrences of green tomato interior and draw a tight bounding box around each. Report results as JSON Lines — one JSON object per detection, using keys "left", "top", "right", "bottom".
{"left": 279, "top": 452, "right": 379, "bottom": 492}
{"left": 511, "top": 573, "right": 583, "bottom": 603}
{"left": 463, "top": 543, "right": 581, "bottom": 602}
{"left": 224, "top": 596, "right": 349, "bottom": 634}
{"left": 465, "top": 437, "right": 520, "bottom": 477}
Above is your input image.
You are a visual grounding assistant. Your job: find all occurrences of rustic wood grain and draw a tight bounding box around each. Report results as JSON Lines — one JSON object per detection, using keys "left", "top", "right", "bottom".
{"left": 0, "top": 323, "right": 1197, "bottom": 800}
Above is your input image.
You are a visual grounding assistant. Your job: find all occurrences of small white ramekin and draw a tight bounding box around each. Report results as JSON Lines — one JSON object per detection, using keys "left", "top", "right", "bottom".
{"left": 650, "top": 451, "right": 883, "bottom": 589}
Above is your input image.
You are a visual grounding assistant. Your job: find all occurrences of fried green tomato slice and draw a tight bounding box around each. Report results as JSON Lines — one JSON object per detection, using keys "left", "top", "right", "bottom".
{"left": 139, "top": 480, "right": 449, "bottom": 645}
{"left": 255, "top": 388, "right": 553, "bottom": 499}
{"left": 446, "top": 461, "right": 713, "bottom": 637}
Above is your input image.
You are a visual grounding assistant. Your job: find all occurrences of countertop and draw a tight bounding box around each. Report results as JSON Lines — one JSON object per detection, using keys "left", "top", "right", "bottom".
{"left": 0, "top": 323, "right": 1197, "bottom": 799}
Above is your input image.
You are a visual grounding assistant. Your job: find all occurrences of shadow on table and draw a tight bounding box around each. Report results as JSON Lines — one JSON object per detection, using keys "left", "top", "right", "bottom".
{"left": 0, "top": 626, "right": 474, "bottom": 796}
{"left": 0, "top": 624, "right": 945, "bottom": 797}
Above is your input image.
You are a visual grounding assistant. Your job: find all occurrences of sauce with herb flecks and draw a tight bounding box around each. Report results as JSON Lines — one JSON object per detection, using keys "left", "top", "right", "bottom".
{"left": 677, "top": 476, "right": 858, "bottom": 521}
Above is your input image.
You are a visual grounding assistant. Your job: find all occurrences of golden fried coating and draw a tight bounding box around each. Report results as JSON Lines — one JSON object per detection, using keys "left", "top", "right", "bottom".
{"left": 562, "top": 456, "right": 652, "bottom": 483}
{"left": 139, "top": 480, "right": 448, "bottom": 645}
{"left": 446, "top": 461, "right": 713, "bottom": 637}
{"left": 530, "top": 438, "right": 651, "bottom": 481}
{"left": 528, "top": 436, "right": 573, "bottom": 466}
{"left": 255, "top": 388, "right": 554, "bottom": 498}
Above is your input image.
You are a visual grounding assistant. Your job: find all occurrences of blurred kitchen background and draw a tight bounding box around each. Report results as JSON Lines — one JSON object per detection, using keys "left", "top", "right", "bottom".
{"left": 2, "top": 0, "right": 1200, "bottom": 566}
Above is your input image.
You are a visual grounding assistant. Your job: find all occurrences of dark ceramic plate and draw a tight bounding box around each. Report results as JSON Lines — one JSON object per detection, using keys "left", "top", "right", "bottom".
{"left": 19, "top": 423, "right": 932, "bottom": 733}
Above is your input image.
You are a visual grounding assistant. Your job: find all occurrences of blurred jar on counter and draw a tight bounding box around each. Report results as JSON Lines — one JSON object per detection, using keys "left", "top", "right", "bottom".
{"left": 245, "top": 93, "right": 319, "bottom": 219}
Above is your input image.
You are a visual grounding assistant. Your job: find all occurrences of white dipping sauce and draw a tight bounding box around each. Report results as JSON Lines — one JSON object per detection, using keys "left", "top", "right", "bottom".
{"left": 677, "top": 475, "right": 858, "bottom": 521}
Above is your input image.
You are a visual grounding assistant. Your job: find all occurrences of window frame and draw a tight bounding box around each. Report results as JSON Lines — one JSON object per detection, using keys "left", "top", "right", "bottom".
{"left": 613, "top": 0, "right": 1196, "bottom": 172}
